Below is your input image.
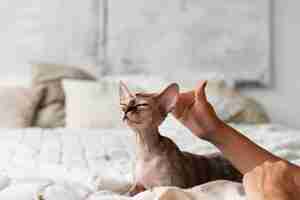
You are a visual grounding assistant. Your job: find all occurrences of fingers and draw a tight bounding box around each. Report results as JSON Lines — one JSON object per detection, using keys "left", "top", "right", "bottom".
{"left": 244, "top": 161, "right": 289, "bottom": 189}
{"left": 195, "top": 80, "right": 208, "bottom": 102}
{"left": 243, "top": 163, "right": 268, "bottom": 200}
{"left": 243, "top": 170, "right": 262, "bottom": 200}
{"left": 171, "top": 91, "right": 194, "bottom": 119}
{"left": 171, "top": 80, "right": 208, "bottom": 119}
{"left": 244, "top": 160, "right": 299, "bottom": 200}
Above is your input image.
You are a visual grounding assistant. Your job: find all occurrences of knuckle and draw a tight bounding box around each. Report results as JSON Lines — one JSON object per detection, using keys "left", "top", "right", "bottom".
{"left": 277, "top": 160, "right": 289, "bottom": 169}
{"left": 263, "top": 182, "right": 275, "bottom": 193}
{"left": 263, "top": 161, "right": 272, "bottom": 167}
{"left": 245, "top": 167, "right": 261, "bottom": 179}
{"left": 253, "top": 165, "right": 262, "bottom": 173}
{"left": 262, "top": 161, "right": 274, "bottom": 170}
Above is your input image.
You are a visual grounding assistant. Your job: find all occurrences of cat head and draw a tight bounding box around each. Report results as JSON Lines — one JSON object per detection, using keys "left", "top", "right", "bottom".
{"left": 119, "top": 81, "right": 179, "bottom": 130}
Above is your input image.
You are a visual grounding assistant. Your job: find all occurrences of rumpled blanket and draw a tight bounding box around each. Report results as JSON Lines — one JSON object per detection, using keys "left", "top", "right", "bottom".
{"left": 0, "top": 123, "right": 298, "bottom": 199}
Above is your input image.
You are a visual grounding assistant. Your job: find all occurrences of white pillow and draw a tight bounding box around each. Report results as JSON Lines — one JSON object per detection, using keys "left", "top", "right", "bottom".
{"left": 63, "top": 76, "right": 265, "bottom": 128}
{"left": 63, "top": 79, "right": 143, "bottom": 129}
{"left": 105, "top": 75, "right": 245, "bottom": 121}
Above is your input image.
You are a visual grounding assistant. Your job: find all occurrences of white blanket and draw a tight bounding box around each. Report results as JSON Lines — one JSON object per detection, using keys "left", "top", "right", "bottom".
{"left": 0, "top": 123, "right": 298, "bottom": 199}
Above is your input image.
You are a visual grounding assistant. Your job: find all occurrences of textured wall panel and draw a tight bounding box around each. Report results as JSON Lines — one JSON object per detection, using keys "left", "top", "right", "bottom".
{"left": 106, "top": 0, "right": 270, "bottom": 85}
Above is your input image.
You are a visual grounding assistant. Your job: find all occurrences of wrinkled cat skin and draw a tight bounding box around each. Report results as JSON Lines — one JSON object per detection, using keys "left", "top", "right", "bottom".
{"left": 119, "top": 82, "right": 242, "bottom": 196}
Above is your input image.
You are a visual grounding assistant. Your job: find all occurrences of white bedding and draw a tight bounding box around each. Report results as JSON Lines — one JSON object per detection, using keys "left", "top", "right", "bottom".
{"left": 0, "top": 122, "right": 299, "bottom": 199}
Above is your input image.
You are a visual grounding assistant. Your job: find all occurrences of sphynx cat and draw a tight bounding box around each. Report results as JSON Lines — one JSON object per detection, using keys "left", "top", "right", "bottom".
{"left": 119, "top": 82, "right": 242, "bottom": 196}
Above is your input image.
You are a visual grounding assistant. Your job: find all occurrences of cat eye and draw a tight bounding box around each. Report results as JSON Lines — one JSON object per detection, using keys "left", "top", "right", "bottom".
{"left": 136, "top": 103, "right": 148, "bottom": 107}
{"left": 135, "top": 103, "right": 149, "bottom": 109}
{"left": 119, "top": 103, "right": 149, "bottom": 113}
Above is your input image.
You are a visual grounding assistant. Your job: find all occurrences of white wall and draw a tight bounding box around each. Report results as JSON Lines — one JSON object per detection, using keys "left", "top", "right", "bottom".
{"left": 0, "top": 0, "right": 99, "bottom": 82}
{"left": 242, "top": 1, "right": 300, "bottom": 129}
{"left": 0, "top": 0, "right": 299, "bottom": 129}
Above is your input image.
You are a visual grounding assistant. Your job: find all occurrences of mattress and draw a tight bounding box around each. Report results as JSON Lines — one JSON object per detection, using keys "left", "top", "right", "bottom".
{"left": 0, "top": 122, "right": 298, "bottom": 199}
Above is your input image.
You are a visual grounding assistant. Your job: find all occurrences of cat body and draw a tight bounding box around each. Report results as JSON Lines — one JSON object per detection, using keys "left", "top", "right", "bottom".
{"left": 119, "top": 82, "right": 242, "bottom": 196}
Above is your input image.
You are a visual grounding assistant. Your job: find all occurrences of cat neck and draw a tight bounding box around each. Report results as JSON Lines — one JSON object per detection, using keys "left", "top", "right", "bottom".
{"left": 132, "top": 126, "right": 163, "bottom": 155}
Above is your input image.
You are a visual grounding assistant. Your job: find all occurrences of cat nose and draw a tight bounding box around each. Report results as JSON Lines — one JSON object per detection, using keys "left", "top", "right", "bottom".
{"left": 122, "top": 106, "right": 137, "bottom": 121}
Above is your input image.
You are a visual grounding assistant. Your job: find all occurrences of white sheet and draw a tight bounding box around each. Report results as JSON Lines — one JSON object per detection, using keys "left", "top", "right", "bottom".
{"left": 0, "top": 123, "right": 298, "bottom": 199}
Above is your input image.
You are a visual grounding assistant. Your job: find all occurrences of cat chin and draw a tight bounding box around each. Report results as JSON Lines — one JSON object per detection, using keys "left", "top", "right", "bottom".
{"left": 125, "top": 118, "right": 142, "bottom": 125}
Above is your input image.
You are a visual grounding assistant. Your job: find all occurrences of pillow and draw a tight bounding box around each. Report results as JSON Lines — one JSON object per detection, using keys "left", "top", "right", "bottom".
{"left": 205, "top": 80, "right": 246, "bottom": 121}
{"left": 32, "top": 63, "right": 97, "bottom": 128}
{"left": 63, "top": 76, "right": 269, "bottom": 128}
{"left": 0, "top": 86, "right": 44, "bottom": 128}
{"left": 227, "top": 97, "right": 270, "bottom": 124}
{"left": 63, "top": 79, "right": 143, "bottom": 129}
{"left": 205, "top": 80, "right": 269, "bottom": 124}
{"left": 102, "top": 75, "right": 252, "bottom": 123}
{"left": 34, "top": 103, "right": 66, "bottom": 128}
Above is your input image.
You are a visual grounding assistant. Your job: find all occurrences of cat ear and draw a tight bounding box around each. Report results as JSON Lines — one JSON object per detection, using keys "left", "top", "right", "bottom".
{"left": 156, "top": 83, "right": 179, "bottom": 113}
{"left": 119, "top": 81, "right": 133, "bottom": 100}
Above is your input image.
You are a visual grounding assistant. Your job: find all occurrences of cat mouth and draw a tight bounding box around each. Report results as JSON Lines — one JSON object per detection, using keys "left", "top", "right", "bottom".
{"left": 123, "top": 115, "right": 142, "bottom": 124}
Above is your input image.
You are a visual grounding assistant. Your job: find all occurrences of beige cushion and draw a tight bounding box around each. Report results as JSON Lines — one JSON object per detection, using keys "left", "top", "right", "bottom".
{"left": 32, "top": 63, "right": 97, "bottom": 84}
{"left": 34, "top": 103, "right": 66, "bottom": 128}
{"left": 63, "top": 79, "right": 143, "bottom": 129}
{"left": 205, "top": 80, "right": 245, "bottom": 121}
{"left": 0, "top": 86, "right": 44, "bottom": 128}
{"left": 36, "top": 81, "right": 65, "bottom": 105}
{"left": 204, "top": 80, "right": 269, "bottom": 124}
{"left": 228, "top": 97, "right": 270, "bottom": 124}
{"left": 32, "top": 63, "right": 96, "bottom": 128}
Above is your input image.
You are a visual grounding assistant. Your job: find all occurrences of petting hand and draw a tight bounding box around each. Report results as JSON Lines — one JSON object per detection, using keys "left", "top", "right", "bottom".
{"left": 243, "top": 160, "right": 300, "bottom": 200}
{"left": 172, "top": 81, "right": 223, "bottom": 140}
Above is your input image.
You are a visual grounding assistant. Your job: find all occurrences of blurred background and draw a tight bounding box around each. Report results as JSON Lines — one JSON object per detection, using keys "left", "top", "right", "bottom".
{"left": 0, "top": 0, "right": 299, "bottom": 129}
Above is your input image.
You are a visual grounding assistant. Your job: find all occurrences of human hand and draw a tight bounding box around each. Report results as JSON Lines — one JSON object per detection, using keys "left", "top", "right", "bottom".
{"left": 243, "top": 160, "right": 300, "bottom": 200}
{"left": 172, "top": 81, "right": 223, "bottom": 140}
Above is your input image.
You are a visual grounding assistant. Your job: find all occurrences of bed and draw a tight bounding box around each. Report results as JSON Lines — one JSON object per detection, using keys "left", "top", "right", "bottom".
{"left": 0, "top": 64, "right": 295, "bottom": 199}
{"left": 0, "top": 121, "right": 298, "bottom": 200}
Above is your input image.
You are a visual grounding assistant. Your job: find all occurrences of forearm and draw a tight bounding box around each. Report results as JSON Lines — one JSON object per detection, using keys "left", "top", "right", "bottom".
{"left": 208, "top": 122, "right": 281, "bottom": 174}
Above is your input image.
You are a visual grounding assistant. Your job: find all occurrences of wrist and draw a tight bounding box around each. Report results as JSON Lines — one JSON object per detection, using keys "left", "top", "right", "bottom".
{"left": 197, "top": 118, "right": 226, "bottom": 142}
{"left": 204, "top": 121, "right": 234, "bottom": 146}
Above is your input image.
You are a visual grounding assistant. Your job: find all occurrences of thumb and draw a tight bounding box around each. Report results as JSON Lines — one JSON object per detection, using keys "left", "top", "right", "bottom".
{"left": 171, "top": 91, "right": 194, "bottom": 119}
{"left": 195, "top": 80, "right": 208, "bottom": 102}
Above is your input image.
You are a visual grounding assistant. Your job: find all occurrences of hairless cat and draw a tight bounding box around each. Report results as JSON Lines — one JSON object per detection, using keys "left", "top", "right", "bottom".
{"left": 119, "top": 82, "right": 242, "bottom": 196}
